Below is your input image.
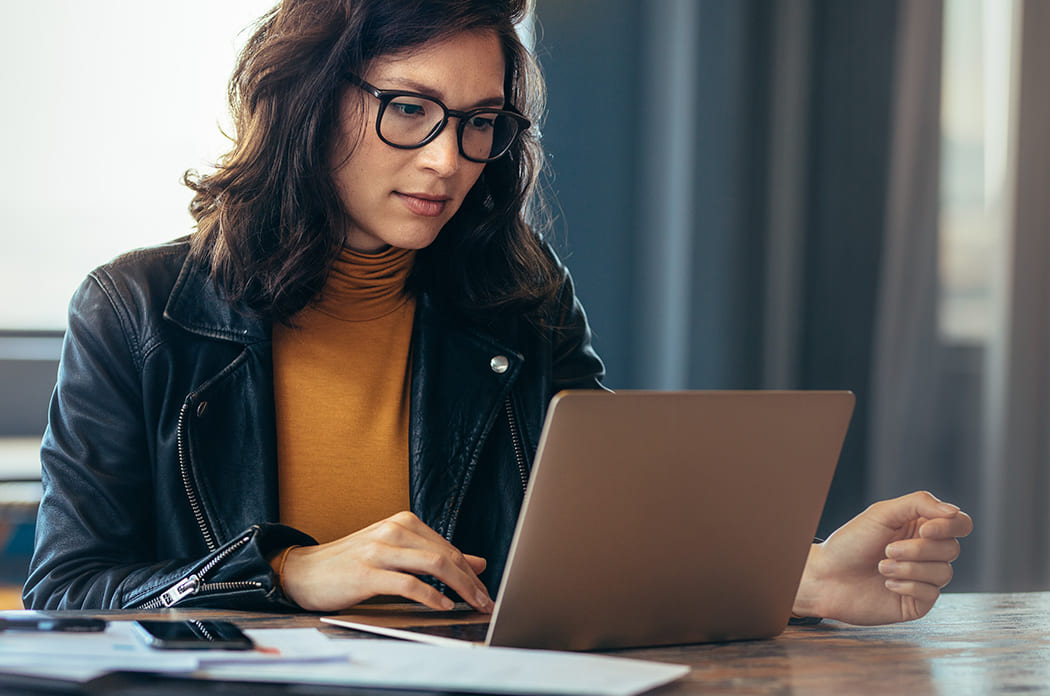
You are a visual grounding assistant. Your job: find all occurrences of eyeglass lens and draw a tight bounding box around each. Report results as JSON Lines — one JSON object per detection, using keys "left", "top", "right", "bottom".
{"left": 380, "top": 95, "right": 520, "bottom": 161}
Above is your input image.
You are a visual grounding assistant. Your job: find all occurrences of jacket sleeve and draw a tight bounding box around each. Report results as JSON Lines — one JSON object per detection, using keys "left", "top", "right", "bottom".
{"left": 549, "top": 261, "right": 608, "bottom": 393}
{"left": 22, "top": 272, "right": 314, "bottom": 611}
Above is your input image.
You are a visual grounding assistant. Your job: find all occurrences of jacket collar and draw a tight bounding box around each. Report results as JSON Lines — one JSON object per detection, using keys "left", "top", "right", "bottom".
{"left": 164, "top": 253, "right": 269, "bottom": 343}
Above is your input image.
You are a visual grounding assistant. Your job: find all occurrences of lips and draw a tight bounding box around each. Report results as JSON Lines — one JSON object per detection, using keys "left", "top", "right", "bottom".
{"left": 396, "top": 192, "right": 450, "bottom": 217}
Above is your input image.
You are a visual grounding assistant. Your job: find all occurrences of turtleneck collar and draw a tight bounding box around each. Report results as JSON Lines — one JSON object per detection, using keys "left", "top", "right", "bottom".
{"left": 310, "top": 245, "right": 417, "bottom": 322}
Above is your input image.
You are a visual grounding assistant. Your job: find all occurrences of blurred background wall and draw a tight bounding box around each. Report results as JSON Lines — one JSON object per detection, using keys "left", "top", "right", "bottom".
{"left": 1, "top": 0, "right": 1048, "bottom": 602}
{"left": 536, "top": 0, "right": 1048, "bottom": 593}
{"left": 539, "top": 0, "right": 895, "bottom": 544}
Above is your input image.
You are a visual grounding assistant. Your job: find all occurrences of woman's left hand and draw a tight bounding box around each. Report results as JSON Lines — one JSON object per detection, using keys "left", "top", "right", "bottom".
{"left": 792, "top": 491, "right": 974, "bottom": 625}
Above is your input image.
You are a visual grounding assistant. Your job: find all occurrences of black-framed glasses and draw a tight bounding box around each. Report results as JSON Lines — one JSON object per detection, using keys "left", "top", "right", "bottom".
{"left": 346, "top": 75, "right": 531, "bottom": 163}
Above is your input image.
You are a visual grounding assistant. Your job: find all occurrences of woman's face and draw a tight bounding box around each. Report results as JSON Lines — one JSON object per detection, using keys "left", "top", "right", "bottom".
{"left": 332, "top": 30, "right": 506, "bottom": 253}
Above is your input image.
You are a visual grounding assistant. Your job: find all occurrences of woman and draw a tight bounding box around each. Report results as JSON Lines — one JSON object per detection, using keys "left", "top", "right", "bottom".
{"left": 24, "top": 0, "right": 971, "bottom": 625}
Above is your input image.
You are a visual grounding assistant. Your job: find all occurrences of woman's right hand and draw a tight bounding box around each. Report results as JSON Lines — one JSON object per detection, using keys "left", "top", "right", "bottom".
{"left": 277, "top": 511, "right": 493, "bottom": 613}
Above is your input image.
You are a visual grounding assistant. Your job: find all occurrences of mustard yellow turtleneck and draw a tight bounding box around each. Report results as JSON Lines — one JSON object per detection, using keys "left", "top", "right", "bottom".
{"left": 272, "top": 245, "right": 416, "bottom": 544}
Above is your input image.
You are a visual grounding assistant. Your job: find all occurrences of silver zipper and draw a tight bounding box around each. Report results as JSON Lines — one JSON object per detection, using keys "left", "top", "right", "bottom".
{"left": 504, "top": 396, "right": 529, "bottom": 493}
{"left": 141, "top": 576, "right": 264, "bottom": 610}
{"left": 443, "top": 394, "right": 529, "bottom": 544}
{"left": 177, "top": 398, "right": 218, "bottom": 552}
{"left": 139, "top": 533, "right": 260, "bottom": 609}
{"left": 156, "top": 574, "right": 200, "bottom": 607}
{"left": 138, "top": 366, "right": 263, "bottom": 609}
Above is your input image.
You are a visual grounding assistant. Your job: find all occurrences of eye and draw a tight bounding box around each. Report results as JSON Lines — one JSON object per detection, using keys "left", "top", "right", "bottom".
{"left": 465, "top": 114, "right": 497, "bottom": 131}
{"left": 390, "top": 100, "right": 427, "bottom": 118}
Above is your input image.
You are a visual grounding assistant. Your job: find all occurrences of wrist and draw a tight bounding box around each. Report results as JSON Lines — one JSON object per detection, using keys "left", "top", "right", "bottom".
{"left": 792, "top": 542, "right": 826, "bottom": 619}
{"left": 272, "top": 545, "right": 301, "bottom": 584}
{"left": 272, "top": 545, "right": 314, "bottom": 608}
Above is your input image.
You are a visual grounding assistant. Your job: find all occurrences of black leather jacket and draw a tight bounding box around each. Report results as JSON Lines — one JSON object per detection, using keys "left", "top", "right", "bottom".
{"left": 23, "top": 239, "right": 604, "bottom": 610}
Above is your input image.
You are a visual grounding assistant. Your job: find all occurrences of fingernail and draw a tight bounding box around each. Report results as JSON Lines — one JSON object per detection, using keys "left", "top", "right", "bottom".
{"left": 938, "top": 502, "right": 960, "bottom": 514}
{"left": 886, "top": 543, "right": 903, "bottom": 558}
{"left": 440, "top": 596, "right": 454, "bottom": 610}
{"left": 879, "top": 559, "right": 897, "bottom": 574}
{"left": 885, "top": 578, "right": 903, "bottom": 591}
{"left": 476, "top": 591, "right": 493, "bottom": 612}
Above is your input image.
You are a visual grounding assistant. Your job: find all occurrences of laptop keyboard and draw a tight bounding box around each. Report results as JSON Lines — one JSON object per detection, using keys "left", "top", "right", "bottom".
{"left": 406, "top": 621, "right": 490, "bottom": 642}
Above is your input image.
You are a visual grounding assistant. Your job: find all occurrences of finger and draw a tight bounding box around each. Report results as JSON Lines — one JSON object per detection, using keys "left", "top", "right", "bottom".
{"left": 870, "top": 491, "right": 963, "bottom": 529}
{"left": 878, "top": 559, "right": 954, "bottom": 588}
{"left": 379, "top": 545, "right": 494, "bottom": 612}
{"left": 373, "top": 569, "right": 459, "bottom": 611}
{"left": 391, "top": 514, "right": 490, "bottom": 591}
{"left": 918, "top": 512, "right": 974, "bottom": 539}
{"left": 464, "top": 554, "right": 488, "bottom": 575}
{"left": 884, "top": 577, "right": 942, "bottom": 606}
{"left": 886, "top": 537, "right": 960, "bottom": 562}
{"left": 370, "top": 514, "right": 491, "bottom": 601}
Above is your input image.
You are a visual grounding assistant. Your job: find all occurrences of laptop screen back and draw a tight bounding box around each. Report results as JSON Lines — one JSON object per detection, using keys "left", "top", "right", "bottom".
{"left": 486, "top": 390, "right": 854, "bottom": 651}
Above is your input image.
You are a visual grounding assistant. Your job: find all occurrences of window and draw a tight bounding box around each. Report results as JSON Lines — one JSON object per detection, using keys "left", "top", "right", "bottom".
{"left": 0, "top": 1, "right": 275, "bottom": 330}
{"left": 937, "top": 0, "right": 1015, "bottom": 343}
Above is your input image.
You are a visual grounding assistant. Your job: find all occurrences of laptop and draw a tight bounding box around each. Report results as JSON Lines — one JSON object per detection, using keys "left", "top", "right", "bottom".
{"left": 322, "top": 390, "right": 854, "bottom": 651}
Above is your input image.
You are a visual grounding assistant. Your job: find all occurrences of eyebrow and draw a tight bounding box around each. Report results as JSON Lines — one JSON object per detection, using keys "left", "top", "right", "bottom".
{"left": 379, "top": 77, "right": 506, "bottom": 109}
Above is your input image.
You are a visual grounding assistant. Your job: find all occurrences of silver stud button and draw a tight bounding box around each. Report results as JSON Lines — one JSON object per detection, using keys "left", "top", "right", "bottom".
{"left": 490, "top": 355, "right": 509, "bottom": 374}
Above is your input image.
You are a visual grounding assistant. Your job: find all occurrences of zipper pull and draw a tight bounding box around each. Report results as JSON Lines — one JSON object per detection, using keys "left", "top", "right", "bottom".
{"left": 159, "top": 574, "right": 200, "bottom": 607}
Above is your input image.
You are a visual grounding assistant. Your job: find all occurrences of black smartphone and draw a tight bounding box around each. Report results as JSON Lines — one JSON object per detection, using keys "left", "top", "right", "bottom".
{"left": 133, "top": 619, "right": 254, "bottom": 650}
{"left": 0, "top": 616, "right": 107, "bottom": 632}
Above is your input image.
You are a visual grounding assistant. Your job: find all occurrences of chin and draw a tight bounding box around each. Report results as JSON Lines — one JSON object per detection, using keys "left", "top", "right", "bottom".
{"left": 389, "top": 225, "right": 445, "bottom": 250}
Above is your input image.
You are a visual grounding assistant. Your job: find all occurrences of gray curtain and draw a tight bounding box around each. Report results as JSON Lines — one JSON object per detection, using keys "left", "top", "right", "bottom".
{"left": 978, "top": 0, "right": 1050, "bottom": 591}
{"left": 869, "top": 0, "right": 1050, "bottom": 591}
{"left": 867, "top": 2, "right": 943, "bottom": 502}
{"left": 541, "top": 0, "right": 900, "bottom": 537}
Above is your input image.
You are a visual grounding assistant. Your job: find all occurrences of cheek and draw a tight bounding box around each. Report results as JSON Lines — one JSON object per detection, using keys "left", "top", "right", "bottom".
{"left": 332, "top": 141, "right": 388, "bottom": 205}
{"left": 329, "top": 99, "right": 373, "bottom": 183}
{"left": 459, "top": 163, "right": 488, "bottom": 197}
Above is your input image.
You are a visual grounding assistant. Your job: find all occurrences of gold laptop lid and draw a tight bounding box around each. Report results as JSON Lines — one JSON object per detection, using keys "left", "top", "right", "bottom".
{"left": 487, "top": 390, "right": 854, "bottom": 651}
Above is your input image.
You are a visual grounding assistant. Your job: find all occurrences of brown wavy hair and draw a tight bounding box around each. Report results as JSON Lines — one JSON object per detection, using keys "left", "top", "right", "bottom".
{"left": 185, "top": 0, "right": 559, "bottom": 325}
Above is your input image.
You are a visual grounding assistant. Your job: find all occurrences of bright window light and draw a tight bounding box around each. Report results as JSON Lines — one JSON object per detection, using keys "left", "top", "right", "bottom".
{"left": 937, "top": 0, "right": 1015, "bottom": 343}
{"left": 0, "top": 1, "right": 275, "bottom": 329}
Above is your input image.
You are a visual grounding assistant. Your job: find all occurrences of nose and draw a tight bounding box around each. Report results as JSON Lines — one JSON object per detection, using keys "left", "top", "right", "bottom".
{"left": 416, "top": 122, "right": 461, "bottom": 177}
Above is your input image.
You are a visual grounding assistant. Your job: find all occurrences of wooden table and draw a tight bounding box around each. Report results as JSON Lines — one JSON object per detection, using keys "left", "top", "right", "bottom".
{"left": 4, "top": 592, "right": 1047, "bottom": 695}
{"left": 631, "top": 591, "right": 1050, "bottom": 694}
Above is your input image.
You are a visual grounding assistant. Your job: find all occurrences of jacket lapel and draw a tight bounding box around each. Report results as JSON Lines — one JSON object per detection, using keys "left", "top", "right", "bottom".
{"left": 163, "top": 254, "right": 268, "bottom": 344}
{"left": 409, "top": 294, "right": 523, "bottom": 540}
{"left": 162, "top": 255, "right": 279, "bottom": 541}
